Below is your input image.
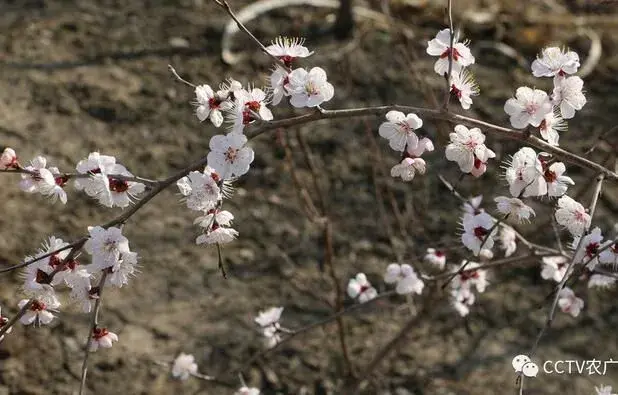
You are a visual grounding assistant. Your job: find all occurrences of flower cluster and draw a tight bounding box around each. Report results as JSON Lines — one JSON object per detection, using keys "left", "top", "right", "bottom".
{"left": 450, "top": 261, "right": 488, "bottom": 317}
{"left": 505, "top": 47, "right": 585, "bottom": 145}
{"left": 254, "top": 306, "right": 285, "bottom": 348}
{"left": 384, "top": 264, "right": 425, "bottom": 295}
{"left": 3, "top": 149, "right": 146, "bottom": 208}
{"left": 445, "top": 125, "right": 495, "bottom": 178}
{"left": 426, "top": 28, "right": 479, "bottom": 109}
{"left": 504, "top": 147, "right": 573, "bottom": 198}
{"left": 378, "top": 111, "right": 434, "bottom": 182}
{"left": 11, "top": 226, "right": 137, "bottom": 351}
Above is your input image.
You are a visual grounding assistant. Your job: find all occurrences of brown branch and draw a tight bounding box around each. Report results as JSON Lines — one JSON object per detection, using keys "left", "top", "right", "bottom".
{"left": 245, "top": 106, "right": 618, "bottom": 181}
{"left": 0, "top": 299, "right": 33, "bottom": 339}
{"left": 530, "top": 174, "right": 605, "bottom": 356}
{"left": 79, "top": 271, "right": 109, "bottom": 395}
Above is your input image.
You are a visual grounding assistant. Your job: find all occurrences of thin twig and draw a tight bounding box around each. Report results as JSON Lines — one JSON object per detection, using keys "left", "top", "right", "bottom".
{"left": 0, "top": 299, "right": 33, "bottom": 339}
{"left": 238, "top": 291, "right": 397, "bottom": 373}
{"left": 79, "top": 271, "right": 109, "bottom": 395}
{"left": 443, "top": 0, "right": 454, "bottom": 110}
{"left": 529, "top": 174, "right": 605, "bottom": 356}
{"left": 168, "top": 65, "right": 197, "bottom": 88}
{"left": 211, "top": 0, "right": 288, "bottom": 70}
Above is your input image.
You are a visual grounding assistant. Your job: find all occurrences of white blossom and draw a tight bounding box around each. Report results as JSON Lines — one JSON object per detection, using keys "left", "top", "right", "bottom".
{"left": 89, "top": 327, "right": 119, "bottom": 351}
{"left": 555, "top": 195, "right": 590, "bottom": 236}
{"left": 451, "top": 260, "right": 488, "bottom": 293}
{"left": 207, "top": 133, "right": 254, "bottom": 179}
{"left": 588, "top": 274, "right": 616, "bottom": 289}
{"left": 494, "top": 196, "right": 535, "bottom": 222}
{"left": 539, "top": 110, "right": 567, "bottom": 146}
{"left": 390, "top": 158, "right": 426, "bottom": 182}
{"left": 424, "top": 248, "right": 446, "bottom": 270}
{"left": 378, "top": 111, "right": 422, "bottom": 152}
{"left": 531, "top": 47, "right": 580, "bottom": 77}
{"left": 347, "top": 273, "right": 377, "bottom": 303}
{"left": 196, "top": 226, "right": 238, "bottom": 246}
{"left": 19, "top": 156, "right": 67, "bottom": 204}
{"left": 176, "top": 169, "right": 222, "bottom": 212}
{"left": 406, "top": 137, "right": 434, "bottom": 157}
{"left": 541, "top": 256, "right": 570, "bottom": 282}
{"left": 595, "top": 385, "right": 615, "bottom": 395}
{"left": 541, "top": 161, "right": 574, "bottom": 197}
{"left": 255, "top": 307, "right": 284, "bottom": 328}
{"left": 426, "top": 28, "right": 475, "bottom": 75}
{"left": 0, "top": 306, "right": 12, "bottom": 341}
{"left": 269, "top": 66, "right": 289, "bottom": 106}
{"left": 445, "top": 125, "right": 495, "bottom": 174}
{"left": 504, "top": 87, "right": 552, "bottom": 128}
{"left": 499, "top": 226, "right": 517, "bottom": 257}
{"left": 572, "top": 227, "right": 604, "bottom": 269}
{"left": 286, "top": 67, "right": 334, "bottom": 108}
{"left": 84, "top": 226, "right": 132, "bottom": 271}
{"left": 0, "top": 147, "right": 17, "bottom": 169}
{"left": 504, "top": 147, "right": 547, "bottom": 197}
{"left": 451, "top": 287, "right": 475, "bottom": 317}
{"left": 552, "top": 75, "right": 586, "bottom": 120}
{"left": 461, "top": 212, "right": 497, "bottom": 255}
{"left": 194, "top": 84, "right": 233, "bottom": 127}
{"left": 449, "top": 69, "right": 479, "bottom": 109}
{"left": 599, "top": 242, "right": 618, "bottom": 267}
{"left": 384, "top": 263, "right": 424, "bottom": 295}
{"left": 557, "top": 287, "right": 584, "bottom": 317}
{"left": 172, "top": 353, "right": 198, "bottom": 380}
{"left": 18, "top": 299, "right": 58, "bottom": 326}
{"left": 266, "top": 36, "right": 313, "bottom": 63}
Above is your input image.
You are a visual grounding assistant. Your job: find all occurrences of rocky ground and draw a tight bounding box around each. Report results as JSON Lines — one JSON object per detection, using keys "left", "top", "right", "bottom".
{"left": 0, "top": 0, "right": 618, "bottom": 394}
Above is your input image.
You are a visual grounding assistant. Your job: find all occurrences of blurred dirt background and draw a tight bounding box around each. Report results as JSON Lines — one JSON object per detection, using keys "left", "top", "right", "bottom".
{"left": 1, "top": 0, "right": 618, "bottom": 394}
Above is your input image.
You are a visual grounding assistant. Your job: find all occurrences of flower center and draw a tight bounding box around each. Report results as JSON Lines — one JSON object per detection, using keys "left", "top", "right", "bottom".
{"left": 31, "top": 300, "right": 46, "bottom": 311}
{"left": 35, "top": 269, "right": 52, "bottom": 284}
{"left": 544, "top": 169, "right": 557, "bottom": 183}
{"left": 108, "top": 177, "right": 129, "bottom": 193}
{"left": 304, "top": 81, "right": 319, "bottom": 96}
{"left": 280, "top": 55, "right": 295, "bottom": 67}
{"left": 525, "top": 103, "right": 539, "bottom": 115}
{"left": 208, "top": 97, "right": 221, "bottom": 110}
{"left": 586, "top": 242, "right": 599, "bottom": 257}
{"left": 225, "top": 147, "right": 238, "bottom": 163}
{"left": 49, "top": 254, "right": 62, "bottom": 269}
{"left": 473, "top": 226, "right": 488, "bottom": 240}
{"left": 93, "top": 327, "right": 109, "bottom": 340}
{"left": 451, "top": 84, "right": 462, "bottom": 98}
{"left": 54, "top": 175, "right": 69, "bottom": 187}
{"left": 460, "top": 270, "right": 479, "bottom": 281}
{"left": 440, "top": 47, "right": 461, "bottom": 61}
{"left": 574, "top": 210, "right": 586, "bottom": 222}
{"left": 246, "top": 101, "right": 261, "bottom": 112}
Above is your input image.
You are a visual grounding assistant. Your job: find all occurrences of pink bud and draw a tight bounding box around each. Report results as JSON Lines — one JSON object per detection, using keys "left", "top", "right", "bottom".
{"left": 0, "top": 148, "right": 17, "bottom": 170}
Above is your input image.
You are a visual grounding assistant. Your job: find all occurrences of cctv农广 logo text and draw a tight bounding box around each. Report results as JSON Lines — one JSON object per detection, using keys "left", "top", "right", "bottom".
{"left": 512, "top": 354, "right": 618, "bottom": 377}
